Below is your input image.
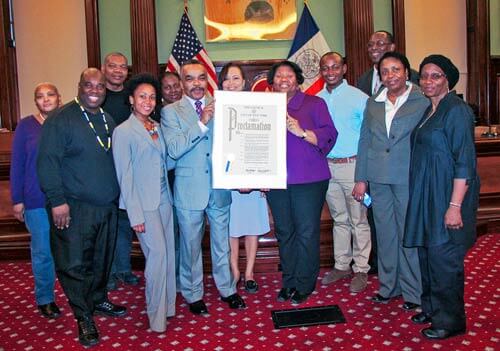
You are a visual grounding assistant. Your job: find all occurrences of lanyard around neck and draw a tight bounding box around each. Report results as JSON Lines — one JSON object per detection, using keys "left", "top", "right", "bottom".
{"left": 74, "top": 97, "right": 111, "bottom": 152}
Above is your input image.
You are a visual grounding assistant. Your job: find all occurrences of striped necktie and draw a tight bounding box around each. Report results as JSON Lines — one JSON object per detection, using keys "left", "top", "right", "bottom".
{"left": 195, "top": 100, "right": 203, "bottom": 117}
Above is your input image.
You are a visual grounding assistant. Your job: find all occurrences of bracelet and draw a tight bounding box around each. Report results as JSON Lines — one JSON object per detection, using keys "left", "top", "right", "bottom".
{"left": 449, "top": 202, "right": 461, "bottom": 208}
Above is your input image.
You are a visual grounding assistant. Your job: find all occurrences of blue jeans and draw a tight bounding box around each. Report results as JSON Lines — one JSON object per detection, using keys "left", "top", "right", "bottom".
{"left": 24, "top": 208, "right": 56, "bottom": 305}
{"left": 111, "top": 210, "right": 133, "bottom": 274}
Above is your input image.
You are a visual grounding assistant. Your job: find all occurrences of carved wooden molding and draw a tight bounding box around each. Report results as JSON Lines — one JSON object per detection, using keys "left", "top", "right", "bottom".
{"left": 466, "top": 0, "right": 490, "bottom": 123}
{"left": 343, "top": 0, "right": 373, "bottom": 85}
{"left": 84, "top": 0, "right": 101, "bottom": 68}
{"left": 0, "top": 0, "right": 20, "bottom": 130}
{"left": 391, "top": 0, "right": 406, "bottom": 54}
{"left": 130, "top": 0, "right": 158, "bottom": 76}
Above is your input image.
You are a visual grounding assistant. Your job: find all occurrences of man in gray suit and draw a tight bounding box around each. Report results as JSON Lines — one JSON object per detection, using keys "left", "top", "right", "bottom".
{"left": 161, "top": 60, "right": 245, "bottom": 315}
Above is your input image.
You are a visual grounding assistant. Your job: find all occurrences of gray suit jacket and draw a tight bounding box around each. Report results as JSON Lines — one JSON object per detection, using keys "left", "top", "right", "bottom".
{"left": 355, "top": 84, "right": 430, "bottom": 185}
{"left": 161, "top": 95, "right": 231, "bottom": 210}
{"left": 356, "top": 67, "right": 420, "bottom": 96}
{"left": 112, "top": 114, "right": 173, "bottom": 226}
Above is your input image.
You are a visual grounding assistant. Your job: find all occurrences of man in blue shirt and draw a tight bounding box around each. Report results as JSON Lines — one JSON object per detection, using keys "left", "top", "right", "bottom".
{"left": 317, "top": 52, "right": 371, "bottom": 293}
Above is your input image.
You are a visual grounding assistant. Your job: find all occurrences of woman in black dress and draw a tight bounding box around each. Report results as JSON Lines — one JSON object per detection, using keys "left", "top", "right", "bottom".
{"left": 404, "top": 55, "right": 480, "bottom": 340}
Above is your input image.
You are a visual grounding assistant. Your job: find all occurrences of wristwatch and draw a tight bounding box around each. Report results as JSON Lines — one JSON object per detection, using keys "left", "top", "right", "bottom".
{"left": 301, "top": 130, "right": 307, "bottom": 139}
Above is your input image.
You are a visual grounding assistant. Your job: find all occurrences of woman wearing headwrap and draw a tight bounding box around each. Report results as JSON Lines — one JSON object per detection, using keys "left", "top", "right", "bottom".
{"left": 404, "top": 55, "right": 480, "bottom": 339}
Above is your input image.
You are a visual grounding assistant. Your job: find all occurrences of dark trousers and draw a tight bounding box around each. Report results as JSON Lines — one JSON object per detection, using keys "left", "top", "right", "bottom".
{"left": 267, "top": 180, "right": 328, "bottom": 294}
{"left": 418, "top": 241, "right": 467, "bottom": 331}
{"left": 110, "top": 210, "right": 133, "bottom": 274}
{"left": 50, "top": 198, "right": 118, "bottom": 319}
{"left": 367, "top": 206, "right": 378, "bottom": 270}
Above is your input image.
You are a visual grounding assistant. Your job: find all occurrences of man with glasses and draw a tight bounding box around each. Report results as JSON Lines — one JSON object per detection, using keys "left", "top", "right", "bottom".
{"left": 357, "top": 31, "right": 419, "bottom": 96}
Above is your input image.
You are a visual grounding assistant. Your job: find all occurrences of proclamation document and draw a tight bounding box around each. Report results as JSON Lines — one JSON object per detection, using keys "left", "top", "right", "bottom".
{"left": 212, "top": 90, "right": 287, "bottom": 189}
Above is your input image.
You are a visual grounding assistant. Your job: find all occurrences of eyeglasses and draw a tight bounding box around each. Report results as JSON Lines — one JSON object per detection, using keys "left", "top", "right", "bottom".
{"left": 367, "top": 40, "right": 390, "bottom": 49}
{"left": 420, "top": 73, "right": 446, "bottom": 81}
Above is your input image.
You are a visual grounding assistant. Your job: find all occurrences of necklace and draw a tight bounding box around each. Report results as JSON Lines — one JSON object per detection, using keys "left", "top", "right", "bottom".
{"left": 418, "top": 113, "right": 433, "bottom": 129}
{"left": 417, "top": 106, "right": 437, "bottom": 129}
{"left": 74, "top": 97, "right": 111, "bottom": 151}
{"left": 37, "top": 113, "right": 46, "bottom": 124}
{"left": 143, "top": 117, "right": 159, "bottom": 140}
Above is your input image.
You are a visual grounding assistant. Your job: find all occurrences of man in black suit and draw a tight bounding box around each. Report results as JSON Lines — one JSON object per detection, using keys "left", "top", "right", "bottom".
{"left": 356, "top": 31, "right": 419, "bottom": 96}
{"left": 356, "top": 31, "right": 419, "bottom": 275}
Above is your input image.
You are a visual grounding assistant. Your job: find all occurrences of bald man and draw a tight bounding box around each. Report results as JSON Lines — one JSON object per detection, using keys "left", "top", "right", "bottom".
{"left": 357, "top": 31, "right": 419, "bottom": 96}
{"left": 38, "top": 68, "right": 126, "bottom": 347}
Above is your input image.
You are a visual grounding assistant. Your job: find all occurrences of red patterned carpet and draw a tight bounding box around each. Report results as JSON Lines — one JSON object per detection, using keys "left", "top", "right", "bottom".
{"left": 0, "top": 234, "right": 498, "bottom": 351}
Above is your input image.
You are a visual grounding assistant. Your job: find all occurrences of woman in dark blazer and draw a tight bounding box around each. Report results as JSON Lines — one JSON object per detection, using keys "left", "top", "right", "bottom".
{"left": 113, "top": 74, "right": 175, "bottom": 333}
{"left": 404, "top": 55, "right": 479, "bottom": 340}
{"left": 353, "top": 52, "right": 429, "bottom": 310}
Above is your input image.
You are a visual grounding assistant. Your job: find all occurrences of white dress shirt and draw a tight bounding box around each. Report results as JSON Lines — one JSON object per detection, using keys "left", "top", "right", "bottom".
{"left": 375, "top": 82, "right": 412, "bottom": 138}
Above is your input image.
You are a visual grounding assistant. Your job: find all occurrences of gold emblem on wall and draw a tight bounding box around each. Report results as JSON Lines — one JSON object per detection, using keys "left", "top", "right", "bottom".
{"left": 204, "top": 0, "right": 297, "bottom": 42}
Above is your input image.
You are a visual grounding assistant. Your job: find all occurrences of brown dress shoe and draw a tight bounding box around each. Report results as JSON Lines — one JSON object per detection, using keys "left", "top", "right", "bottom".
{"left": 349, "top": 272, "right": 368, "bottom": 292}
{"left": 321, "top": 268, "right": 352, "bottom": 285}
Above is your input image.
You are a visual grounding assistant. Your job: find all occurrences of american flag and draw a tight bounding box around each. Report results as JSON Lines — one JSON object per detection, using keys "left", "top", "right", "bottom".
{"left": 166, "top": 11, "right": 217, "bottom": 96}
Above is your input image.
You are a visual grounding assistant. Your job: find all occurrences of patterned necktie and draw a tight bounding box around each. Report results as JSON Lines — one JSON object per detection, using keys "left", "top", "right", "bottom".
{"left": 195, "top": 100, "right": 203, "bottom": 118}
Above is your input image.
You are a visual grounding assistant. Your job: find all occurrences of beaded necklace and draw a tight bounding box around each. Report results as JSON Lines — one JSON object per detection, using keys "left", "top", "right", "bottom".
{"left": 74, "top": 97, "right": 111, "bottom": 151}
{"left": 143, "top": 117, "right": 159, "bottom": 140}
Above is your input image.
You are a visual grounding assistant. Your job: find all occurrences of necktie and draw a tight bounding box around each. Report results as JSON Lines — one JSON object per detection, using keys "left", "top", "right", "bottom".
{"left": 373, "top": 75, "right": 381, "bottom": 95}
{"left": 195, "top": 100, "right": 203, "bottom": 117}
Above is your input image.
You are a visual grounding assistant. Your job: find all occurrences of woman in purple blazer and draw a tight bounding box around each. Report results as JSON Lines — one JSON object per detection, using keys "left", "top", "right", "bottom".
{"left": 266, "top": 61, "right": 337, "bottom": 305}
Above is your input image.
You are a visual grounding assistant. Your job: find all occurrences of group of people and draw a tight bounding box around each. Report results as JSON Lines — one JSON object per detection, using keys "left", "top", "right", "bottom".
{"left": 10, "top": 30, "right": 478, "bottom": 346}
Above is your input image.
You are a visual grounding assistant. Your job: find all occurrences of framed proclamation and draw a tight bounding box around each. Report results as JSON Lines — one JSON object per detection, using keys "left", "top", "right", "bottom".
{"left": 212, "top": 90, "right": 287, "bottom": 189}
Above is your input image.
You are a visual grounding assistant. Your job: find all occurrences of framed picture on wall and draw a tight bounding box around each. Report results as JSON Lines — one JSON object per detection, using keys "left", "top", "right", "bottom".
{"left": 204, "top": 0, "right": 297, "bottom": 42}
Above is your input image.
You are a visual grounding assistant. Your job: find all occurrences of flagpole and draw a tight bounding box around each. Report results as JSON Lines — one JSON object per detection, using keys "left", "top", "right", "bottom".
{"left": 184, "top": 0, "right": 188, "bottom": 12}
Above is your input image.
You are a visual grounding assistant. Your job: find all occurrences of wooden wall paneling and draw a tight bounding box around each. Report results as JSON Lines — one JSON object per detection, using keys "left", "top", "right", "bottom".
{"left": 466, "top": 0, "right": 490, "bottom": 124}
{"left": 490, "top": 56, "right": 500, "bottom": 124}
{"left": 391, "top": 0, "right": 406, "bottom": 54}
{"left": 2, "top": 129, "right": 500, "bottom": 269}
{"left": 343, "top": 0, "right": 374, "bottom": 85}
{"left": 130, "top": 0, "right": 158, "bottom": 76}
{"left": 0, "top": 0, "right": 19, "bottom": 130}
{"left": 84, "top": 0, "right": 100, "bottom": 68}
